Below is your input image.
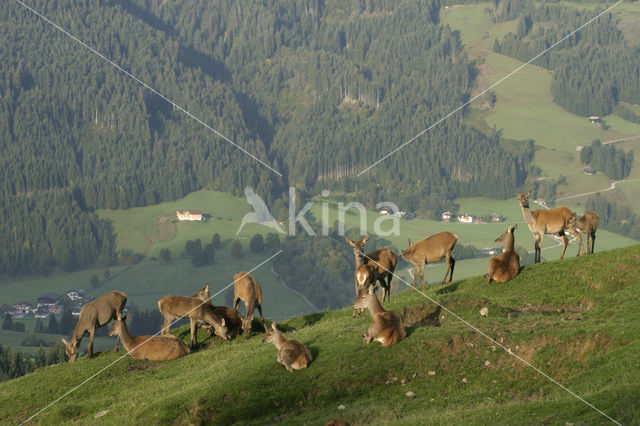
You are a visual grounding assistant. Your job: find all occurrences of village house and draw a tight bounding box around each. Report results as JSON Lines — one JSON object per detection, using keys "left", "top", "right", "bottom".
{"left": 457, "top": 214, "right": 474, "bottom": 224}
{"left": 584, "top": 167, "right": 595, "bottom": 175}
{"left": 37, "top": 293, "right": 59, "bottom": 307}
{"left": 482, "top": 247, "right": 499, "bottom": 256}
{"left": 48, "top": 304, "right": 63, "bottom": 315}
{"left": 490, "top": 214, "right": 501, "bottom": 222}
{"left": 67, "top": 289, "right": 85, "bottom": 301}
{"left": 11, "top": 302, "right": 32, "bottom": 314}
{"left": 589, "top": 116, "right": 601, "bottom": 124}
{"left": 441, "top": 211, "right": 452, "bottom": 222}
{"left": 176, "top": 210, "right": 203, "bottom": 221}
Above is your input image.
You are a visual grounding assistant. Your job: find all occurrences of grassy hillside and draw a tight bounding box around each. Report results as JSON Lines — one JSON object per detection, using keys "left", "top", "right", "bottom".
{"left": 1, "top": 245, "right": 639, "bottom": 424}
{"left": 441, "top": 2, "right": 640, "bottom": 211}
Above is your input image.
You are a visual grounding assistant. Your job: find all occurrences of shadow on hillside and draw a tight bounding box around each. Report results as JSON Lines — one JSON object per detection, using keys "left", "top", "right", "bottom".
{"left": 399, "top": 304, "right": 441, "bottom": 339}
{"left": 279, "top": 312, "right": 327, "bottom": 332}
{"left": 436, "top": 282, "right": 460, "bottom": 294}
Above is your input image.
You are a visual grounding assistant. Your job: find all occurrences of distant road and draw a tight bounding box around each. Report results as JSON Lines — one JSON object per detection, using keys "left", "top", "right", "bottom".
{"left": 555, "top": 178, "right": 640, "bottom": 202}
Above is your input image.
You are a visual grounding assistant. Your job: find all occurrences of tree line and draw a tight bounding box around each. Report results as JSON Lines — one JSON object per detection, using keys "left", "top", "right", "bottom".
{"left": 2, "top": 0, "right": 535, "bottom": 275}
{"left": 580, "top": 140, "right": 634, "bottom": 180}
{"left": 491, "top": 0, "right": 640, "bottom": 117}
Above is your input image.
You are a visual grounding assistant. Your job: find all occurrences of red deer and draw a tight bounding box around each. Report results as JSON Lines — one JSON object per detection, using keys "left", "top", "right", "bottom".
{"left": 107, "top": 313, "right": 189, "bottom": 361}
{"left": 157, "top": 291, "right": 229, "bottom": 348}
{"left": 401, "top": 231, "right": 457, "bottom": 290}
{"left": 204, "top": 306, "right": 242, "bottom": 339}
{"left": 353, "top": 286, "right": 405, "bottom": 347}
{"left": 575, "top": 211, "right": 599, "bottom": 255}
{"left": 61, "top": 290, "right": 127, "bottom": 363}
{"left": 192, "top": 283, "right": 243, "bottom": 339}
{"left": 516, "top": 190, "right": 580, "bottom": 263}
{"left": 346, "top": 235, "right": 398, "bottom": 305}
{"left": 486, "top": 224, "right": 520, "bottom": 283}
{"left": 262, "top": 322, "right": 312, "bottom": 371}
{"left": 233, "top": 272, "right": 265, "bottom": 338}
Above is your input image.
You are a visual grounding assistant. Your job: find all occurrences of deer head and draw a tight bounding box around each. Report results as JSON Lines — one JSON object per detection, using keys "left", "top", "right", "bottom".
{"left": 495, "top": 224, "right": 517, "bottom": 244}
{"left": 516, "top": 190, "right": 531, "bottom": 208}
{"left": 262, "top": 322, "right": 280, "bottom": 344}
{"left": 401, "top": 238, "right": 413, "bottom": 260}
{"left": 345, "top": 234, "right": 368, "bottom": 252}
{"left": 353, "top": 285, "right": 376, "bottom": 310}
{"left": 60, "top": 337, "right": 78, "bottom": 363}
{"left": 241, "top": 314, "right": 254, "bottom": 339}
{"left": 210, "top": 317, "right": 228, "bottom": 340}
{"left": 107, "top": 312, "right": 129, "bottom": 337}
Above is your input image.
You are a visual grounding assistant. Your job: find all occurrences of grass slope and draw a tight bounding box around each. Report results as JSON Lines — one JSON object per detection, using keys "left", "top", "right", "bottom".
{"left": 1, "top": 245, "right": 639, "bottom": 425}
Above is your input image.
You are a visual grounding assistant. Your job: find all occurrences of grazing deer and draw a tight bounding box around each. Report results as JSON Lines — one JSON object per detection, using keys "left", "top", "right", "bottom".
{"left": 233, "top": 272, "right": 265, "bottom": 338}
{"left": 486, "top": 225, "right": 520, "bottom": 283}
{"left": 575, "top": 211, "right": 599, "bottom": 255}
{"left": 262, "top": 322, "right": 312, "bottom": 371}
{"left": 61, "top": 290, "right": 127, "bottom": 363}
{"left": 203, "top": 306, "right": 242, "bottom": 339}
{"left": 401, "top": 231, "right": 457, "bottom": 290}
{"left": 353, "top": 286, "right": 406, "bottom": 347}
{"left": 516, "top": 190, "right": 581, "bottom": 263}
{"left": 107, "top": 313, "right": 189, "bottom": 361}
{"left": 157, "top": 294, "right": 229, "bottom": 348}
{"left": 345, "top": 235, "right": 398, "bottom": 306}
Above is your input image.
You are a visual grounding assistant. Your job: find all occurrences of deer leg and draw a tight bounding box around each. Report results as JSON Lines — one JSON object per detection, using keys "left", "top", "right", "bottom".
{"left": 449, "top": 257, "right": 456, "bottom": 282}
{"left": 190, "top": 319, "right": 197, "bottom": 348}
{"left": 87, "top": 328, "right": 95, "bottom": 358}
{"left": 257, "top": 304, "right": 266, "bottom": 330}
{"left": 113, "top": 334, "right": 120, "bottom": 352}
{"left": 419, "top": 264, "right": 426, "bottom": 291}
{"left": 534, "top": 235, "right": 541, "bottom": 263}
{"left": 559, "top": 233, "right": 568, "bottom": 259}
{"left": 590, "top": 234, "right": 596, "bottom": 254}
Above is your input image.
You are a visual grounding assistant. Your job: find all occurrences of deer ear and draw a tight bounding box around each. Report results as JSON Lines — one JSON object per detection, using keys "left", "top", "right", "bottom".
{"left": 516, "top": 190, "right": 521, "bottom": 196}
{"left": 61, "top": 338, "right": 68, "bottom": 345}
{"left": 220, "top": 318, "right": 225, "bottom": 327}
{"left": 205, "top": 283, "right": 210, "bottom": 292}
{"left": 123, "top": 313, "right": 129, "bottom": 321}
{"left": 407, "top": 238, "right": 412, "bottom": 247}
{"left": 363, "top": 234, "right": 369, "bottom": 243}
{"left": 271, "top": 322, "right": 277, "bottom": 331}
{"left": 368, "top": 286, "right": 375, "bottom": 294}
{"left": 513, "top": 224, "right": 518, "bottom": 230}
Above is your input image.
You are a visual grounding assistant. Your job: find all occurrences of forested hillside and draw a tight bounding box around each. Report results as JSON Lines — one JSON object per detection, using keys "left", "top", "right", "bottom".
{"left": 492, "top": 0, "right": 640, "bottom": 116}
{"left": 3, "top": 0, "right": 635, "bottom": 276}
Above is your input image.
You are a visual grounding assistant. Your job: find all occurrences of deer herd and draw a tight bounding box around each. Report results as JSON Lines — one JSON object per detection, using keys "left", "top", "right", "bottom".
{"left": 61, "top": 190, "right": 599, "bottom": 367}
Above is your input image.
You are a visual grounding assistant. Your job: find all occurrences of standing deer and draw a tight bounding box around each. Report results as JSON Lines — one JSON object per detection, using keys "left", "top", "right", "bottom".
{"left": 345, "top": 235, "right": 398, "bottom": 305}
{"left": 353, "top": 286, "right": 406, "bottom": 347}
{"left": 575, "top": 211, "right": 599, "bottom": 255}
{"left": 233, "top": 272, "right": 265, "bottom": 338}
{"left": 61, "top": 290, "right": 127, "bottom": 363}
{"left": 516, "top": 190, "right": 581, "bottom": 263}
{"left": 107, "top": 313, "right": 189, "bottom": 361}
{"left": 486, "top": 224, "right": 520, "bottom": 283}
{"left": 401, "top": 231, "right": 457, "bottom": 290}
{"left": 262, "top": 322, "right": 313, "bottom": 371}
{"left": 157, "top": 293, "right": 229, "bottom": 348}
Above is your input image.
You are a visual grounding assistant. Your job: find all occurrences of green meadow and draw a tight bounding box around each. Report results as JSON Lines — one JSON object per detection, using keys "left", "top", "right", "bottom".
{"left": 441, "top": 2, "right": 640, "bottom": 209}
{"left": 2, "top": 245, "right": 639, "bottom": 424}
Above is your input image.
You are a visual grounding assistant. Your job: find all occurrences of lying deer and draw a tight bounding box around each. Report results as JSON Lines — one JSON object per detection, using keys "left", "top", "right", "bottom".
{"left": 345, "top": 235, "right": 397, "bottom": 304}
{"left": 61, "top": 290, "right": 127, "bottom": 362}
{"left": 353, "top": 286, "right": 406, "bottom": 347}
{"left": 107, "top": 313, "right": 189, "bottom": 361}
{"left": 157, "top": 290, "right": 229, "bottom": 348}
{"left": 402, "top": 231, "right": 457, "bottom": 290}
{"left": 575, "top": 211, "right": 599, "bottom": 255}
{"left": 233, "top": 272, "right": 265, "bottom": 338}
{"left": 262, "top": 322, "right": 312, "bottom": 371}
{"left": 517, "top": 190, "right": 581, "bottom": 263}
{"left": 486, "top": 224, "right": 520, "bottom": 283}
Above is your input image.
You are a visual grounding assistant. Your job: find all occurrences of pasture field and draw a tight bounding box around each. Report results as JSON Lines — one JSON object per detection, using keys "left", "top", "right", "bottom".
{"left": 2, "top": 245, "right": 639, "bottom": 425}
{"left": 441, "top": 2, "right": 640, "bottom": 211}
